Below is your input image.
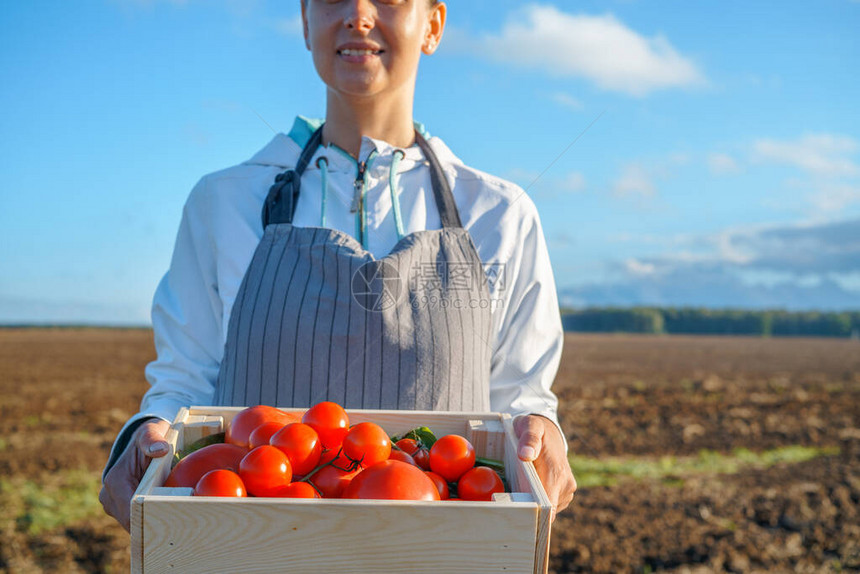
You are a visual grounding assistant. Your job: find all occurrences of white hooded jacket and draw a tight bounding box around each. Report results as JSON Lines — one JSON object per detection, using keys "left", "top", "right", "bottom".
{"left": 105, "top": 116, "right": 565, "bottom": 472}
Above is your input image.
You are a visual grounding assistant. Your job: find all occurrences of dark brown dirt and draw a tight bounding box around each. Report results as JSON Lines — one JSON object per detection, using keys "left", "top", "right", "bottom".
{"left": 0, "top": 329, "right": 858, "bottom": 573}
{"left": 556, "top": 334, "right": 860, "bottom": 457}
{"left": 552, "top": 334, "right": 860, "bottom": 574}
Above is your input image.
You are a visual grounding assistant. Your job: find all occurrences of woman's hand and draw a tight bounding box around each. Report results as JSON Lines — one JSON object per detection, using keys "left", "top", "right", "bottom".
{"left": 99, "top": 419, "right": 171, "bottom": 531}
{"left": 514, "top": 415, "right": 577, "bottom": 520}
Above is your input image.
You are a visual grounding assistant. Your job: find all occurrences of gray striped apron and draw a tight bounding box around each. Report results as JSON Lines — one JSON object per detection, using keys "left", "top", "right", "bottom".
{"left": 214, "top": 126, "right": 492, "bottom": 411}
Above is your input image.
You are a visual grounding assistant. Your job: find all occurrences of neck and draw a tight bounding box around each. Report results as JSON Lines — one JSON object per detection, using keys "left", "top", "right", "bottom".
{"left": 322, "top": 89, "right": 416, "bottom": 159}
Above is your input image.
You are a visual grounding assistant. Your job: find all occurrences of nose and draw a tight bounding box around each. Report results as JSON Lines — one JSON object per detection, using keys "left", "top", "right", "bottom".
{"left": 343, "top": 0, "right": 375, "bottom": 32}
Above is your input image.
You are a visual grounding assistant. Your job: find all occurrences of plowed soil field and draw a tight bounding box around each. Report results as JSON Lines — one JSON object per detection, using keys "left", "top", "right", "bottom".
{"left": 1, "top": 329, "right": 858, "bottom": 573}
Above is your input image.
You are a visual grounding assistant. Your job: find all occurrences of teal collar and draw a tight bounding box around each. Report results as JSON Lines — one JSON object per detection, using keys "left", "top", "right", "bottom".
{"left": 287, "top": 115, "right": 431, "bottom": 149}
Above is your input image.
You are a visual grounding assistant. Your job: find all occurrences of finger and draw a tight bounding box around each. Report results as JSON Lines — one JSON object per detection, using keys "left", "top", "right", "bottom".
{"left": 136, "top": 421, "right": 170, "bottom": 458}
{"left": 100, "top": 459, "right": 133, "bottom": 531}
{"left": 557, "top": 485, "right": 574, "bottom": 514}
{"left": 515, "top": 416, "right": 545, "bottom": 462}
{"left": 554, "top": 473, "right": 577, "bottom": 515}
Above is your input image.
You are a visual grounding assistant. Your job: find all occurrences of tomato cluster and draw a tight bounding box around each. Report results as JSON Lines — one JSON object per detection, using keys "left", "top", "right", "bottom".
{"left": 165, "top": 402, "right": 506, "bottom": 502}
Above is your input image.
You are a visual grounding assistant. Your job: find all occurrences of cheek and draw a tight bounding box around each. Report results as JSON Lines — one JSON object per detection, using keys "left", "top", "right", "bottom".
{"left": 389, "top": 32, "right": 425, "bottom": 73}
{"left": 389, "top": 9, "right": 427, "bottom": 53}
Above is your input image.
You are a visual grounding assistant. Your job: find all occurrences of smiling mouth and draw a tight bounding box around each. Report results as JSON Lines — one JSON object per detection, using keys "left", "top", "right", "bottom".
{"left": 338, "top": 49, "right": 383, "bottom": 57}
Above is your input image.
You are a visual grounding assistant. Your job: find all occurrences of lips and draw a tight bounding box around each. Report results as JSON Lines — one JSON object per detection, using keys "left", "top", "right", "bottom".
{"left": 337, "top": 43, "right": 384, "bottom": 61}
{"left": 339, "top": 48, "right": 382, "bottom": 57}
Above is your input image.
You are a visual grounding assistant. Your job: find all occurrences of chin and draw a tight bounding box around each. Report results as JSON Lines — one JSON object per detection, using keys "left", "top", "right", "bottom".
{"left": 331, "top": 77, "right": 386, "bottom": 98}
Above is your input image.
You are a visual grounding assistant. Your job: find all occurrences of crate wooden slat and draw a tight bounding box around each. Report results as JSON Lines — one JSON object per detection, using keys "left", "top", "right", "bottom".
{"left": 467, "top": 419, "right": 506, "bottom": 461}
{"left": 132, "top": 407, "right": 552, "bottom": 574}
{"left": 180, "top": 414, "right": 223, "bottom": 445}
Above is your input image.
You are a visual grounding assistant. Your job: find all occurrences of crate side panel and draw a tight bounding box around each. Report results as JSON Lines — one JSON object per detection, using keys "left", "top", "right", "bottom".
{"left": 130, "top": 498, "right": 144, "bottom": 574}
{"left": 142, "top": 498, "right": 537, "bottom": 574}
{"left": 342, "top": 410, "right": 483, "bottom": 437}
{"left": 500, "top": 416, "right": 553, "bottom": 574}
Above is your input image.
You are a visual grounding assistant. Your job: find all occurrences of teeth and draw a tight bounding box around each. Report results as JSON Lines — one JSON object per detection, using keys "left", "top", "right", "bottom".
{"left": 341, "top": 49, "right": 380, "bottom": 56}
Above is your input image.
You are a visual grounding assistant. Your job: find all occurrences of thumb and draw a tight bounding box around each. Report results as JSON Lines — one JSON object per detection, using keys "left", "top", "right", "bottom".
{"left": 515, "top": 415, "right": 545, "bottom": 462}
{"left": 136, "top": 420, "right": 171, "bottom": 458}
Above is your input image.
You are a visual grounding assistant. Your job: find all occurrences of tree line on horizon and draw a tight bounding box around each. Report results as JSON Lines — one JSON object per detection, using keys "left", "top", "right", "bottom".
{"left": 560, "top": 307, "right": 860, "bottom": 338}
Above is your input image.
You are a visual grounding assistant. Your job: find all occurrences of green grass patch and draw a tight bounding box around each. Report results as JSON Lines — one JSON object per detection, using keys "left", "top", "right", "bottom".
{"left": 572, "top": 445, "right": 840, "bottom": 488}
{"left": 0, "top": 470, "right": 103, "bottom": 535}
{"left": 22, "top": 414, "right": 42, "bottom": 428}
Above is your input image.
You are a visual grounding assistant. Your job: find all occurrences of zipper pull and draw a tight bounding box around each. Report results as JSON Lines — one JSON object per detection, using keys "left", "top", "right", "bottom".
{"left": 351, "top": 160, "right": 366, "bottom": 213}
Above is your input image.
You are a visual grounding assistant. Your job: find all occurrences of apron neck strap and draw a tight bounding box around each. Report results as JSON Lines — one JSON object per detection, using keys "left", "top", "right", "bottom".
{"left": 263, "top": 124, "right": 462, "bottom": 229}
{"left": 295, "top": 125, "right": 326, "bottom": 178}
{"left": 414, "top": 131, "right": 461, "bottom": 229}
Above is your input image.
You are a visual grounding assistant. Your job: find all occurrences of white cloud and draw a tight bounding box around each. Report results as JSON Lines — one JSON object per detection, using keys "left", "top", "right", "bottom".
{"left": 563, "top": 218, "right": 860, "bottom": 310}
{"left": 713, "top": 229, "right": 755, "bottom": 264}
{"left": 609, "top": 151, "right": 690, "bottom": 200}
{"left": 808, "top": 181, "right": 860, "bottom": 212}
{"left": 752, "top": 134, "right": 859, "bottom": 178}
{"left": 639, "top": 218, "right": 860, "bottom": 277}
{"left": 449, "top": 5, "right": 706, "bottom": 97}
{"left": 549, "top": 92, "right": 584, "bottom": 111}
{"left": 612, "top": 162, "right": 655, "bottom": 198}
{"left": 746, "top": 133, "right": 860, "bottom": 214}
{"left": 708, "top": 153, "right": 742, "bottom": 175}
{"left": 624, "top": 258, "right": 656, "bottom": 276}
{"left": 561, "top": 172, "right": 587, "bottom": 192}
{"left": 666, "top": 152, "right": 690, "bottom": 167}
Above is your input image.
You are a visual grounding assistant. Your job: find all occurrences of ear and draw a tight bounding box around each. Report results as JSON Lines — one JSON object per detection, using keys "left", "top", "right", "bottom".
{"left": 301, "top": 0, "right": 311, "bottom": 51}
{"left": 421, "top": 2, "right": 446, "bottom": 55}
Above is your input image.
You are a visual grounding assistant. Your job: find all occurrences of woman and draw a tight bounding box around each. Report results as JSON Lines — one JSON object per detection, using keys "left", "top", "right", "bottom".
{"left": 100, "top": 0, "right": 576, "bottom": 529}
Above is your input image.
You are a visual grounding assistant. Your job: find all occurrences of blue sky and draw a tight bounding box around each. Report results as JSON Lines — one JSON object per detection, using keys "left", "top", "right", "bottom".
{"left": 2, "top": 0, "right": 859, "bottom": 324}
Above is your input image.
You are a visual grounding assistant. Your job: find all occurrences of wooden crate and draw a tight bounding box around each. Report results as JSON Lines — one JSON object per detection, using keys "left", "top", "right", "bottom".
{"left": 132, "top": 407, "right": 552, "bottom": 574}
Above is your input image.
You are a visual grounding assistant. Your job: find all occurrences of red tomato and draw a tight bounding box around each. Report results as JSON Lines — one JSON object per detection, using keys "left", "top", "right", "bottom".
{"left": 239, "top": 445, "right": 292, "bottom": 497}
{"left": 309, "top": 458, "right": 361, "bottom": 498}
{"left": 388, "top": 449, "right": 417, "bottom": 466}
{"left": 227, "top": 406, "right": 299, "bottom": 450}
{"left": 457, "top": 466, "right": 505, "bottom": 501}
{"left": 302, "top": 401, "right": 349, "bottom": 450}
{"left": 193, "top": 469, "right": 247, "bottom": 497}
{"left": 395, "top": 438, "right": 420, "bottom": 455}
{"left": 396, "top": 438, "right": 430, "bottom": 470}
{"left": 270, "top": 423, "right": 322, "bottom": 476}
{"left": 413, "top": 450, "right": 431, "bottom": 470}
{"left": 342, "top": 422, "right": 391, "bottom": 468}
{"left": 248, "top": 421, "right": 286, "bottom": 450}
{"left": 271, "top": 481, "right": 321, "bottom": 499}
{"left": 429, "top": 435, "right": 476, "bottom": 482}
{"left": 424, "top": 471, "right": 450, "bottom": 500}
{"left": 164, "top": 443, "right": 247, "bottom": 488}
{"left": 343, "top": 460, "right": 441, "bottom": 501}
